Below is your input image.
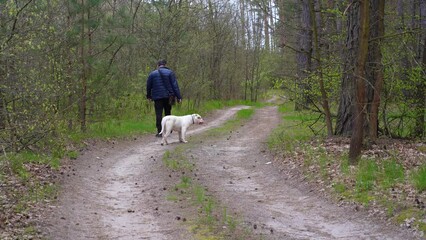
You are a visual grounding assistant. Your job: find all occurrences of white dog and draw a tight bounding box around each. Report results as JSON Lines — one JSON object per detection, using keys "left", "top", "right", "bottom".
{"left": 159, "top": 114, "right": 204, "bottom": 145}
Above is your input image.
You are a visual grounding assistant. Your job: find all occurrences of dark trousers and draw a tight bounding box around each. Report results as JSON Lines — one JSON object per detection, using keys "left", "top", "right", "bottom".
{"left": 154, "top": 98, "right": 172, "bottom": 133}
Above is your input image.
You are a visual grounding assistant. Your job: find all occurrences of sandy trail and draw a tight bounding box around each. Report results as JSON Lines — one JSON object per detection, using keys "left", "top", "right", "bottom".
{"left": 189, "top": 106, "right": 417, "bottom": 239}
{"left": 41, "top": 105, "right": 417, "bottom": 240}
{"left": 41, "top": 107, "right": 246, "bottom": 240}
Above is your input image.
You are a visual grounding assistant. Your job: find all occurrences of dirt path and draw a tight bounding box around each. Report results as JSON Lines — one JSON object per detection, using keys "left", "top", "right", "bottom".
{"left": 188, "top": 106, "right": 417, "bottom": 239}
{"left": 41, "top": 106, "right": 418, "bottom": 239}
{"left": 40, "top": 106, "right": 247, "bottom": 240}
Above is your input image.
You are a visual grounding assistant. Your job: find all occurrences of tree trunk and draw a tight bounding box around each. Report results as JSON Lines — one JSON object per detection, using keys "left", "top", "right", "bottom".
{"left": 413, "top": 2, "right": 426, "bottom": 138}
{"left": 66, "top": 2, "right": 74, "bottom": 131}
{"left": 263, "top": 1, "right": 270, "bottom": 51}
{"left": 0, "top": 90, "right": 5, "bottom": 130}
{"left": 275, "top": 0, "right": 286, "bottom": 48}
{"left": 367, "top": 0, "right": 385, "bottom": 142}
{"left": 295, "top": 0, "right": 312, "bottom": 111}
{"left": 413, "top": 35, "right": 426, "bottom": 138}
{"left": 80, "top": 0, "right": 87, "bottom": 132}
{"left": 240, "top": 0, "right": 250, "bottom": 101}
{"left": 308, "top": 0, "right": 333, "bottom": 137}
{"left": 349, "top": 0, "right": 370, "bottom": 164}
{"left": 335, "top": 1, "right": 360, "bottom": 136}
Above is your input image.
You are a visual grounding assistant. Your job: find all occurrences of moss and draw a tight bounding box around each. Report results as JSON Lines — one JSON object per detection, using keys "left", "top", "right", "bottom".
{"left": 416, "top": 145, "right": 426, "bottom": 154}
{"left": 394, "top": 208, "right": 422, "bottom": 224}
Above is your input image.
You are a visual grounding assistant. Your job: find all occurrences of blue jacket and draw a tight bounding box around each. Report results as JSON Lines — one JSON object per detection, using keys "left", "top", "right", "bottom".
{"left": 146, "top": 67, "right": 182, "bottom": 101}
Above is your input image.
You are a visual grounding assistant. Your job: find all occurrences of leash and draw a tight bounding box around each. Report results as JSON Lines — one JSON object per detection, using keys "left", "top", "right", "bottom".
{"left": 192, "top": 115, "right": 195, "bottom": 124}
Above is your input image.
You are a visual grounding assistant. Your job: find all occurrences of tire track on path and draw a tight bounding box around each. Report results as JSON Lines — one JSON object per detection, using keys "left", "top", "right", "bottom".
{"left": 188, "top": 106, "right": 418, "bottom": 239}
{"left": 41, "top": 106, "right": 247, "bottom": 240}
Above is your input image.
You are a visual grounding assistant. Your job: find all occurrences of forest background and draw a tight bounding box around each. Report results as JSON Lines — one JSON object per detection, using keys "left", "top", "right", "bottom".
{"left": 0, "top": 0, "right": 424, "bottom": 158}
{"left": 0, "top": 0, "right": 425, "bottom": 237}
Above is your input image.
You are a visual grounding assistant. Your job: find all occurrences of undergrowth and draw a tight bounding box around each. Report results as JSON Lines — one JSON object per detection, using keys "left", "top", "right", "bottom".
{"left": 268, "top": 101, "right": 426, "bottom": 234}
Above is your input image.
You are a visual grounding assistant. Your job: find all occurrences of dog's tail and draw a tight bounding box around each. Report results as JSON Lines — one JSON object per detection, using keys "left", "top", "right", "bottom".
{"left": 159, "top": 117, "right": 167, "bottom": 135}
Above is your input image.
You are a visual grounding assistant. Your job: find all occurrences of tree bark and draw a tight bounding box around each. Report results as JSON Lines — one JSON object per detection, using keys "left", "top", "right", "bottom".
{"left": 309, "top": 0, "right": 333, "bottom": 137}
{"left": 80, "top": 0, "right": 87, "bottom": 132}
{"left": 367, "top": 0, "right": 385, "bottom": 142}
{"left": 335, "top": 1, "right": 360, "bottom": 136}
{"left": 413, "top": 1, "right": 426, "bottom": 138}
{"left": 263, "top": 1, "right": 270, "bottom": 51}
{"left": 413, "top": 35, "right": 426, "bottom": 138}
{"left": 349, "top": 0, "right": 370, "bottom": 164}
{"left": 295, "top": 0, "right": 312, "bottom": 111}
{"left": 275, "top": 0, "right": 286, "bottom": 48}
{"left": 0, "top": 90, "right": 5, "bottom": 130}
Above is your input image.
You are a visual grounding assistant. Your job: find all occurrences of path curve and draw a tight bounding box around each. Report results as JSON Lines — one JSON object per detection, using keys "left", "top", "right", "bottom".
{"left": 41, "top": 105, "right": 418, "bottom": 240}
{"left": 41, "top": 106, "right": 248, "bottom": 240}
{"left": 187, "top": 106, "right": 418, "bottom": 239}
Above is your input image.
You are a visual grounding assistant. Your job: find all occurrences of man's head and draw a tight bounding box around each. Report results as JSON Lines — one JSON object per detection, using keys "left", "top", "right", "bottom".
{"left": 157, "top": 59, "right": 167, "bottom": 67}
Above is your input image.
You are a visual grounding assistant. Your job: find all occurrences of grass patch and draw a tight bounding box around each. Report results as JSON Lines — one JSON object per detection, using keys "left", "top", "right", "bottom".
{"left": 4, "top": 152, "right": 62, "bottom": 181}
{"left": 176, "top": 175, "right": 192, "bottom": 189}
{"left": 203, "top": 108, "right": 255, "bottom": 139}
{"left": 355, "top": 159, "right": 378, "bottom": 192}
{"left": 268, "top": 100, "right": 415, "bottom": 209}
{"left": 67, "top": 99, "right": 260, "bottom": 143}
{"left": 235, "top": 108, "right": 255, "bottom": 119}
{"left": 380, "top": 159, "right": 404, "bottom": 188}
{"left": 69, "top": 118, "right": 154, "bottom": 141}
{"left": 162, "top": 147, "right": 193, "bottom": 171}
{"left": 333, "top": 182, "right": 347, "bottom": 194}
{"left": 13, "top": 182, "right": 58, "bottom": 213}
{"left": 268, "top": 102, "right": 318, "bottom": 153}
{"left": 412, "top": 164, "right": 426, "bottom": 192}
{"left": 394, "top": 208, "right": 424, "bottom": 227}
{"left": 159, "top": 108, "right": 257, "bottom": 239}
{"left": 1, "top": 98, "right": 262, "bottom": 239}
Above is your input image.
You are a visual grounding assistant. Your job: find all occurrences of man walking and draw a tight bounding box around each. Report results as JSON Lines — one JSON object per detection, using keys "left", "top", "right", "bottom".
{"left": 146, "top": 59, "right": 182, "bottom": 137}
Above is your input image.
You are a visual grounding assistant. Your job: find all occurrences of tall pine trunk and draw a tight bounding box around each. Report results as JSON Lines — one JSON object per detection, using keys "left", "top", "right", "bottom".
{"left": 295, "top": 0, "right": 312, "bottom": 111}
{"left": 349, "top": 0, "right": 370, "bottom": 164}
{"left": 80, "top": 0, "right": 87, "bottom": 132}
{"left": 367, "top": 0, "right": 385, "bottom": 142}
{"left": 335, "top": 1, "right": 360, "bottom": 136}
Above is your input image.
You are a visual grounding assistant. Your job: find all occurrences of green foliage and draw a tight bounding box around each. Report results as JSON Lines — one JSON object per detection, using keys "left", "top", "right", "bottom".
{"left": 161, "top": 147, "right": 193, "bottom": 171}
{"left": 412, "top": 165, "right": 426, "bottom": 192}
{"left": 394, "top": 207, "right": 426, "bottom": 233}
{"left": 177, "top": 175, "right": 192, "bottom": 189}
{"left": 301, "top": 65, "right": 341, "bottom": 104}
{"left": 5, "top": 152, "right": 61, "bottom": 180}
{"left": 235, "top": 108, "right": 254, "bottom": 119}
{"left": 381, "top": 159, "right": 404, "bottom": 188}
{"left": 381, "top": 33, "right": 425, "bottom": 138}
{"left": 66, "top": 150, "right": 79, "bottom": 160}
{"left": 268, "top": 102, "right": 319, "bottom": 153}
{"left": 13, "top": 182, "right": 58, "bottom": 214}
{"left": 194, "top": 185, "right": 206, "bottom": 204}
{"left": 340, "top": 155, "right": 350, "bottom": 175}
{"left": 355, "top": 159, "right": 378, "bottom": 192}
{"left": 333, "top": 182, "right": 346, "bottom": 194}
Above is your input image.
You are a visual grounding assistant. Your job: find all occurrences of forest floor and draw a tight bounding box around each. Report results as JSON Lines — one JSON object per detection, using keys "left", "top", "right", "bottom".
{"left": 1, "top": 103, "right": 424, "bottom": 239}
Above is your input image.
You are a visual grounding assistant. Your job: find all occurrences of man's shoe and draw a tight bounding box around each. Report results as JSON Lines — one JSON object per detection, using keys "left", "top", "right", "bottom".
{"left": 155, "top": 133, "right": 162, "bottom": 138}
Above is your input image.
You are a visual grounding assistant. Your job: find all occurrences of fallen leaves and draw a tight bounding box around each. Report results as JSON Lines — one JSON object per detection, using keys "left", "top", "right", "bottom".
{"left": 273, "top": 137, "right": 426, "bottom": 236}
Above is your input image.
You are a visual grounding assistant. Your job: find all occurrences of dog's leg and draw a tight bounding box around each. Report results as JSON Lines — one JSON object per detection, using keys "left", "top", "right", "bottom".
{"left": 161, "top": 131, "right": 166, "bottom": 145}
{"left": 164, "top": 129, "right": 171, "bottom": 145}
{"left": 161, "top": 121, "right": 170, "bottom": 145}
{"left": 178, "top": 131, "right": 184, "bottom": 143}
{"left": 180, "top": 127, "right": 188, "bottom": 143}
